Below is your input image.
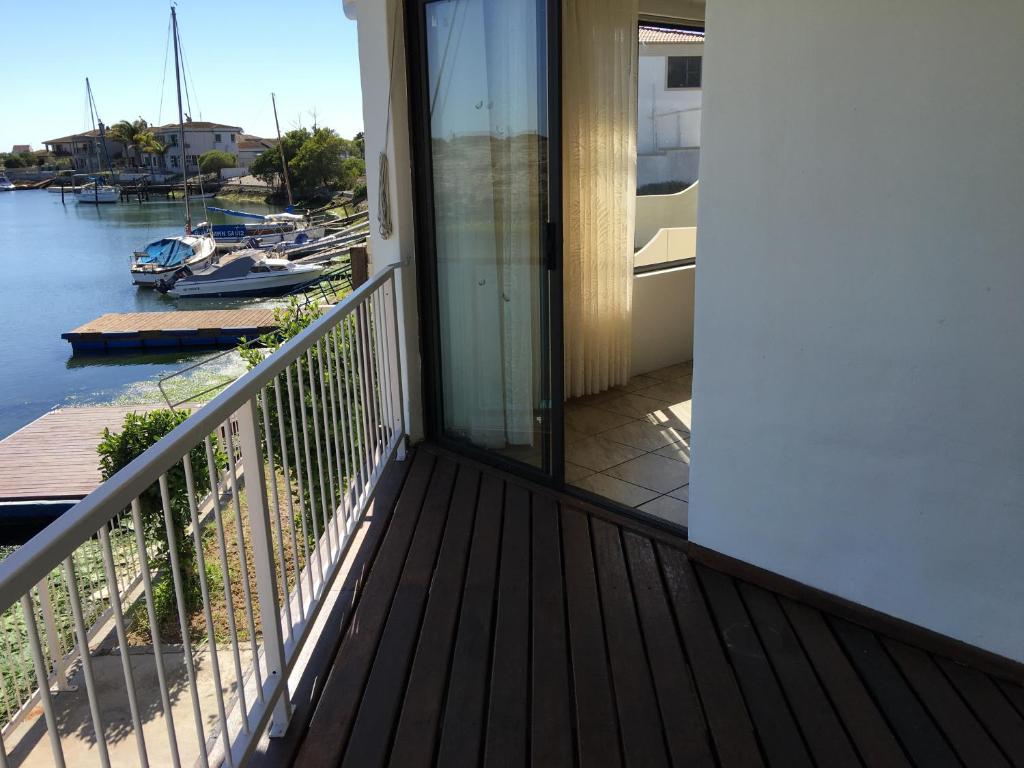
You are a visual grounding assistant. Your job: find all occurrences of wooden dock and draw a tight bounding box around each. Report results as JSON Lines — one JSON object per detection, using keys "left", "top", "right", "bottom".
{"left": 62, "top": 308, "right": 279, "bottom": 352}
{"left": 0, "top": 405, "right": 193, "bottom": 542}
{"left": 0, "top": 406, "right": 176, "bottom": 504}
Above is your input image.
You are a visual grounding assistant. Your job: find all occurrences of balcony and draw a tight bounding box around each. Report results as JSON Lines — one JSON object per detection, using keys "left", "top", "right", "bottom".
{"left": 0, "top": 262, "right": 1021, "bottom": 766}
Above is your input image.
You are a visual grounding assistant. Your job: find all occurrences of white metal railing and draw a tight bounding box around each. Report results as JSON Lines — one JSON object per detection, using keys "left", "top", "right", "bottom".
{"left": 0, "top": 265, "right": 404, "bottom": 767}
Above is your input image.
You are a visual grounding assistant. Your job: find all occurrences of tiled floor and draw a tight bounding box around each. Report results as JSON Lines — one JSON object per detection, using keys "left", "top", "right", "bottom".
{"left": 566, "top": 361, "right": 691, "bottom": 526}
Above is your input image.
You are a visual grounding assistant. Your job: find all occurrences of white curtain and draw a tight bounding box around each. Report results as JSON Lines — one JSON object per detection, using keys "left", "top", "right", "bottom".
{"left": 563, "top": 0, "right": 639, "bottom": 397}
{"left": 428, "top": 0, "right": 542, "bottom": 448}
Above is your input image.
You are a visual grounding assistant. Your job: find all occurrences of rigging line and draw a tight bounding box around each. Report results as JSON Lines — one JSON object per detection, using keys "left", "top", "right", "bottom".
{"left": 157, "top": 15, "right": 172, "bottom": 127}
{"left": 174, "top": 22, "right": 211, "bottom": 221}
{"left": 377, "top": 0, "right": 402, "bottom": 239}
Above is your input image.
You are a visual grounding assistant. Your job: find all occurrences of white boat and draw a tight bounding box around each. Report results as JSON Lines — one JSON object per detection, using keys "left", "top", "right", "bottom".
{"left": 156, "top": 249, "right": 324, "bottom": 298}
{"left": 261, "top": 227, "right": 367, "bottom": 259}
{"left": 75, "top": 183, "right": 120, "bottom": 204}
{"left": 130, "top": 13, "right": 210, "bottom": 288}
{"left": 75, "top": 81, "right": 121, "bottom": 204}
{"left": 130, "top": 233, "right": 217, "bottom": 287}
{"left": 0, "top": 174, "right": 14, "bottom": 192}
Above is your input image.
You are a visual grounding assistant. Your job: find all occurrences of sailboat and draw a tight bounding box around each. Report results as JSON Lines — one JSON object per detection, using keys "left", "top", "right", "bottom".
{"left": 75, "top": 79, "right": 120, "bottom": 205}
{"left": 130, "top": 6, "right": 216, "bottom": 287}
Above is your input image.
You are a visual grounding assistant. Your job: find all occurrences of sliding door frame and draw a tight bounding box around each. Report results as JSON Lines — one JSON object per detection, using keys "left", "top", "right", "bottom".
{"left": 405, "top": 0, "right": 565, "bottom": 486}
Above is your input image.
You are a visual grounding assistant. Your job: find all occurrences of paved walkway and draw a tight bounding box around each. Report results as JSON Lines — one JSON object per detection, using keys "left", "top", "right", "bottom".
{"left": 5, "top": 647, "right": 251, "bottom": 767}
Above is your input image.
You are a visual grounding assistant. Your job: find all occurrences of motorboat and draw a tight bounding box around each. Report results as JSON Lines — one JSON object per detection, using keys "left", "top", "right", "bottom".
{"left": 195, "top": 209, "right": 325, "bottom": 250}
{"left": 0, "top": 173, "right": 14, "bottom": 191}
{"left": 155, "top": 249, "right": 324, "bottom": 298}
{"left": 130, "top": 233, "right": 217, "bottom": 287}
{"left": 260, "top": 226, "right": 368, "bottom": 260}
{"left": 75, "top": 182, "right": 120, "bottom": 204}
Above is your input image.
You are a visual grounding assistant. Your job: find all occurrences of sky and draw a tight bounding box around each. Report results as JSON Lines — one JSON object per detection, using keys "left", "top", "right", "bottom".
{"left": 0, "top": 0, "right": 364, "bottom": 151}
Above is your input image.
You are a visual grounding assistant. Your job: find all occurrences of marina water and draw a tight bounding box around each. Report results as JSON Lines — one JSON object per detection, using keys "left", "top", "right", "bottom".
{"left": 0, "top": 189, "right": 284, "bottom": 439}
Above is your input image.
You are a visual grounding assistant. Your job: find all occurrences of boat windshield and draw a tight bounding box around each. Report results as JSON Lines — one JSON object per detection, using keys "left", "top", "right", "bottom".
{"left": 136, "top": 238, "right": 192, "bottom": 267}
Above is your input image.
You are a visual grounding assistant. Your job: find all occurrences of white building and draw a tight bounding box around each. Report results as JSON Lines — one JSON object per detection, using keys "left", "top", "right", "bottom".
{"left": 4, "top": 1, "right": 1024, "bottom": 764}
{"left": 150, "top": 120, "right": 242, "bottom": 174}
{"left": 235, "top": 134, "right": 277, "bottom": 171}
{"left": 637, "top": 25, "right": 703, "bottom": 190}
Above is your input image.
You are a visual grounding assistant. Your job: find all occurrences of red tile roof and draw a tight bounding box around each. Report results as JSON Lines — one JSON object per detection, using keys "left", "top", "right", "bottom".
{"left": 639, "top": 25, "right": 704, "bottom": 44}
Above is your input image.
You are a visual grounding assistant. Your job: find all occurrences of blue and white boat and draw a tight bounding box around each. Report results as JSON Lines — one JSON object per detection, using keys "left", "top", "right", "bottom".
{"left": 130, "top": 233, "right": 217, "bottom": 287}
{"left": 0, "top": 173, "right": 14, "bottom": 192}
{"left": 195, "top": 209, "right": 325, "bottom": 250}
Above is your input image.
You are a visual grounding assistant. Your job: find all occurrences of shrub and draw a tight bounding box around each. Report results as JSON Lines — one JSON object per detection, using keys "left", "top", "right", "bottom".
{"left": 98, "top": 409, "right": 224, "bottom": 632}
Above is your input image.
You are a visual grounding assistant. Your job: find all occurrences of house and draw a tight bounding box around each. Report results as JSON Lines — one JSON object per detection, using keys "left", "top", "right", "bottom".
{"left": 236, "top": 134, "right": 277, "bottom": 171}
{"left": 10, "top": 145, "right": 31, "bottom": 154}
{"left": 150, "top": 120, "right": 242, "bottom": 174}
{"left": 2, "top": 0, "right": 1023, "bottom": 765}
{"left": 43, "top": 130, "right": 124, "bottom": 172}
{"left": 637, "top": 24, "right": 704, "bottom": 190}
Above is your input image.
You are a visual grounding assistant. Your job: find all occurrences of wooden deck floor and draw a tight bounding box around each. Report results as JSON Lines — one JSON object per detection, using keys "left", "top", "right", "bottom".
{"left": 289, "top": 446, "right": 1024, "bottom": 767}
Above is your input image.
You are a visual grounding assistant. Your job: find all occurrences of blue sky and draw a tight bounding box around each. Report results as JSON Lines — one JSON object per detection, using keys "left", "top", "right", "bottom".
{"left": 0, "top": 0, "right": 364, "bottom": 151}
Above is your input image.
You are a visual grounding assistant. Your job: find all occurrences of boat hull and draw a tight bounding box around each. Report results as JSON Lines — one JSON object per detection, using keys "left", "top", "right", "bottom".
{"left": 76, "top": 189, "right": 119, "bottom": 204}
{"left": 167, "top": 266, "right": 324, "bottom": 298}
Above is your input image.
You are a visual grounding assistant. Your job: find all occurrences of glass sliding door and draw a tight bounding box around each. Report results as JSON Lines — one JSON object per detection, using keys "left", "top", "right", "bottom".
{"left": 415, "top": 0, "right": 560, "bottom": 473}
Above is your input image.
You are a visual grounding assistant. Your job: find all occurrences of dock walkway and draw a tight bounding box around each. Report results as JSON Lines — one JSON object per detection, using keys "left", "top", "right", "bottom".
{"left": 0, "top": 405, "right": 176, "bottom": 505}
{"left": 62, "top": 308, "right": 278, "bottom": 351}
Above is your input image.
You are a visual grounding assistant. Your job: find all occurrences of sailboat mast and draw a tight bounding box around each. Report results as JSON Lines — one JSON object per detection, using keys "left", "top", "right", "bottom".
{"left": 86, "top": 78, "right": 113, "bottom": 179}
{"left": 271, "top": 93, "right": 294, "bottom": 208}
{"left": 85, "top": 78, "right": 99, "bottom": 174}
{"left": 171, "top": 6, "right": 191, "bottom": 234}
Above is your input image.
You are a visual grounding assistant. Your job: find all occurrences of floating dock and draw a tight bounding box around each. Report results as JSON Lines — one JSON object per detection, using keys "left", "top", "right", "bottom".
{"left": 0, "top": 405, "right": 189, "bottom": 543}
{"left": 62, "top": 309, "right": 279, "bottom": 352}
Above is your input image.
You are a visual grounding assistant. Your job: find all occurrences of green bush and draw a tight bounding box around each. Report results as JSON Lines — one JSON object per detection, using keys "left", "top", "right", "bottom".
{"left": 98, "top": 409, "right": 225, "bottom": 632}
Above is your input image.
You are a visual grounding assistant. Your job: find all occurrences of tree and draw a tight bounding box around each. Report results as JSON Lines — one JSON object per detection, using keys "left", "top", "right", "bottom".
{"left": 288, "top": 127, "right": 349, "bottom": 197}
{"left": 107, "top": 118, "right": 165, "bottom": 168}
{"left": 339, "top": 156, "right": 365, "bottom": 191}
{"left": 199, "top": 149, "right": 236, "bottom": 177}
{"left": 1, "top": 155, "right": 24, "bottom": 168}
{"left": 249, "top": 128, "right": 310, "bottom": 189}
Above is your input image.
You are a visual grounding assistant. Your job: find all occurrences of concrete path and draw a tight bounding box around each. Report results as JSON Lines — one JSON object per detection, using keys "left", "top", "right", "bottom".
{"left": 5, "top": 646, "right": 252, "bottom": 767}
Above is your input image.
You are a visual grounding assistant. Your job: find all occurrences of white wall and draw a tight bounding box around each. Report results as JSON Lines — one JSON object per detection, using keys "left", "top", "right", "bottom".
{"left": 692, "top": 0, "right": 1024, "bottom": 662}
{"left": 637, "top": 47, "right": 703, "bottom": 155}
{"left": 345, "top": 0, "right": 424, "bottom": 441}
{"left": 635, "top": 181, "right": 699, "bottom": 248}
{"left": 632, "top": 266, "right": 694, "bottom": 376}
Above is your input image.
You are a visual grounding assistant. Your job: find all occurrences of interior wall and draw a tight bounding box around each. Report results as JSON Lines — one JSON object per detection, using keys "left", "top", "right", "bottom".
{"left": 692, "top": 0, "right": 1024, "bottom": 661}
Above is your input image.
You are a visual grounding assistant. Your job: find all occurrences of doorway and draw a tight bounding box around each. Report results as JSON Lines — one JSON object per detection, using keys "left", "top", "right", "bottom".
{"left": 407, "top": 0, "right": 563, "bottom": 481}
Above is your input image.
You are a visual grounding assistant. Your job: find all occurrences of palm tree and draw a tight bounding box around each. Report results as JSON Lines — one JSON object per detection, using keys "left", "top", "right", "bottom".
{"left": 107, "top": 118, "right": 165, "bottom": 169}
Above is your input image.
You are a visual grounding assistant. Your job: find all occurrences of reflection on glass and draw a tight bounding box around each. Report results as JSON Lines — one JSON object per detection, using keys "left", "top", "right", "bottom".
{"left": 426, "top": 0, "right": 550, "bottom": 468}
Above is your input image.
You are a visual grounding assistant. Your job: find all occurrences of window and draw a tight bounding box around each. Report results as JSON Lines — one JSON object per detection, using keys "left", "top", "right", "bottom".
{"left": 230, "top": 133, "right": 236, "bottom": 142}
{"left": 170, "top": 134, "right": 178, "bottom": 145}
{"left": 214, "top": 133, "right": 222, "bottom": 142}
{"left": 667, "top": 55, "right": 702, "bottom": 88}
{"left": 170, "top": 156, "right": 179, "bottom": 168}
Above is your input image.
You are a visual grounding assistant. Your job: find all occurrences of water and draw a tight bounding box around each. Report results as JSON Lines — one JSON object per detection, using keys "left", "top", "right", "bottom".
{"left": 0, "top": 190, "right": 285, "bottom": 439}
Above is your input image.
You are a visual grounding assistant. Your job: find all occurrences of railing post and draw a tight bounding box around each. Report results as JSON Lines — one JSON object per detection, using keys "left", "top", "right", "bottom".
{"left": 234, "top": 398, "right": 292, "bottom": 737}
{"left": 383, "top": 271, "right": 406, "bottom": 460}
{"left": 37, "top": 576, "right": 74, "bottom": 692}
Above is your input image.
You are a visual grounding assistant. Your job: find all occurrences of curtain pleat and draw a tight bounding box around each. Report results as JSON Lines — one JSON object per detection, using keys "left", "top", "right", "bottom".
{"left": 563, "top": 0, "right": 638, "bottom": 398}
